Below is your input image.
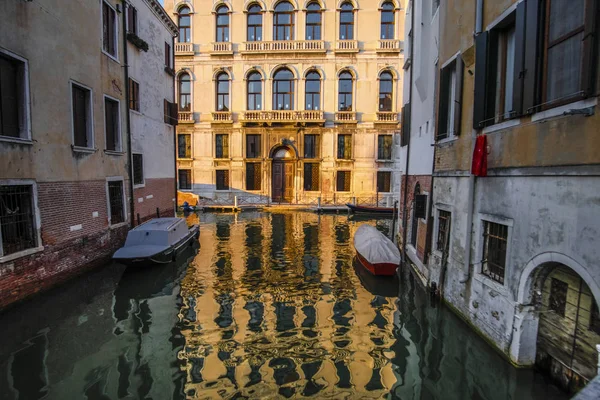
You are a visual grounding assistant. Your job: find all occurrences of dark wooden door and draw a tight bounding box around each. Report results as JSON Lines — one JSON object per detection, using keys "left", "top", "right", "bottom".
{"left": 284, "top": 162, "right": 294, "bottom": 202}
{"left": 272, "top": 162, "right": 283, "bottom": 202}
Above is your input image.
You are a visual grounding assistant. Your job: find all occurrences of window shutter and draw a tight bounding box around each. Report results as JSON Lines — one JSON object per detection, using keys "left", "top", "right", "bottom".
{"left": 512, "top": 1, "right": 526, "bottom": 116}
{"left": 453, "top": 56, "right": 464, "bottom": 135}
{"left": 473, "top": 31, "right": 489, "bottom": 129}
{"left": 401, "top": 103, "right": 411, "bottom": 146}
{"left": 437, "top": 67, "right": 450, "bottom": 139}
{"left": 522, "top": 0, "right": 541, "bottom": 114}
{"left": 581, "top": 0, "right": 598, "bottom": 97}
{"left": 169, "top": 101, "right": 178, "bottom": 126}
{"left": 415, "top": 194, "right": 427, "bottom": 219}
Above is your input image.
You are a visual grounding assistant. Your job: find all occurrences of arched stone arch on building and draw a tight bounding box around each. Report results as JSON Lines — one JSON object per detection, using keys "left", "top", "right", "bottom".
{"left": 212, "top": 67, "right": 233, "bottom": 81}
{"left": 270, "top": 143, "right": 298, "bottom": 203}
{"left": 244, "top": 0, "right": 267, "bottom": 11}
{"left": 245, "top": 67, "right": 266, "bottom": 80}
{"left": 336, "top": 66, "right": 358, "bottom": 79}
{"left": 174, "top": 1, "right": 195, "bottom": 14}
{"left": 302, "top": 66, "right": 324, "bottom": 79}
{"left": 269, "top": 142, "right": 299, "bottom": 159}
{"left": 270, "top": 64, "right": 299, "bottom": 80}
{"left": 270, "top": 0, "right": 299, "bottom": 11}
{"left": 336, "top": 0, "right": 359, "bottom": 10}
{"left": 211, "top": 0, "right": 233, "bottom": 13}
{"left": 302, "top": 0, "right": 326, "bottom": 10}
{"left": 378, "top": 0, "right": 401, "bottom": 10}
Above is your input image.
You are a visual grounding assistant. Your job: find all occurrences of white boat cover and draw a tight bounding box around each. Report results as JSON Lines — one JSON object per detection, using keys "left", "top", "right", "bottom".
{"left": 113, "top": 218, "right": 190, "bottom": 259}
{"left": 353, "top": 224, "right": 401, "bottom": 265}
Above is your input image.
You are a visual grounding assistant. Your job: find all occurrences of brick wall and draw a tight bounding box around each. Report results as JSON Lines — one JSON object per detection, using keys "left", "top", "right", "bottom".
{"left": 133, "top": 178, "right": 176, "bottom": 224}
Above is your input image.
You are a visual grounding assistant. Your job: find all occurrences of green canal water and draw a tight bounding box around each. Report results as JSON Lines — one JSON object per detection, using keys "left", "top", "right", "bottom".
{"left": 0, "top": 212, "right": 568, "bottom": 399}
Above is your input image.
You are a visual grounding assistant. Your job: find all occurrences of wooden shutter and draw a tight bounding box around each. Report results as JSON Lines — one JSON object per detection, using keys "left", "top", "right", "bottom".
{"left": 401, "top": 103, "right": 411, "bottom": 146}
{"left": 473, "top": 31, "right": 489, "bottom": 129}
{"left": 437, "top": 66, "right": 450, "bottom": 139}
{"left": 169, "top": 101, "right": 178, "bottom": 126}
{"left": 512, "top": 1, "right": 526, "bottom": 116}
{"left": 415, "top": 194, "right": 427, "bottom": 219}
{"left": 522, "top": 0, "right": 541, "bottom": 114}
{"left": 453, "top": 56, "right": 464, "bottom": 135}
{"left": 165, "top": 43, "right": 171, "bottom": 68}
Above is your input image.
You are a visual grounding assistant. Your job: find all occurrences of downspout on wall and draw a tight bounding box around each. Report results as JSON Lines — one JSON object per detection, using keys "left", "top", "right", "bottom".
{"left": 172, "top": 35, "right": 178, "bottom": 213}
{"left": 122, "top": 0, "right": 135, "bottom": 228}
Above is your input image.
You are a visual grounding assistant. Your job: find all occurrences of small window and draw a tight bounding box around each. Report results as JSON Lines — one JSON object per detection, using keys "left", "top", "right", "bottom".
{"left": 128, "top": 78, "right": 139, "bottom": 112}
{"left": 132, "top": 153, "right": 144, "bottom": 185}
{"left": 107, "top": 180, "right": 125, "bottom": 225}
{"left": 304, "top": 163, "right": 319, "bottom": 191}
{"left": 178, "top": 134, "right": 191, "bottom": 158}
{"left": 274, "top": 1, "right": 295, "bottom": 41}
{"left": 379, "top": 72, "right": 393, "bottom": 111}
{"left": 102, "top": 1, "right": 118, "bottom": 58}
{"left": 178, "top": 169, "right": 192, "bottom": 190}
{"left": 178, "top": 6, "right": 191, "bottom": 43}
{"left": 380, "top": 2, "right": 395, "bottom": 39}
{"left": 337, "top": 134, "right": 352, "bottom": 159}
{"left": 247, "top": 5, "right": 263, "bottom": 41}
{"left": 246, "top": 134, "right": 261, "bottom": 158}
{"left": 216, "top": 170, "right": 230, "bottom": 190}
{"left": 164, "top": 99, "right": 178, "bottom": 125}
{"left": 305, "top": 2, "right": 322, "bottom": 40}
{"left": 376, "top": 171, "right": 391, "bottom": 192}
{"left": 305, "top": 71, "right": 321, "bottom": 110}
{"left": 215, "top": 134, "right": 229, "bottom": 158}
{"left": 0, "top": 51, "right": 29, "bottom": 139}
{"left": 273, "top": 68, "right": 294, "bottom": 110}
{"left": 482, "top": 221, "right": 508, "bottom": 284}
{"left": 436, "top": 210, "right": 451, "bottom": 252}
{"left": 126, "top": 4, "right": 137, "bottom": 34}
{"left": 304, "top": 134, "right": 319, "bottom": 158}
{"left": 336, "top": 171, "right": 351, "bottom": 192}
{"left": 216, "top": 73, "right": 229, "bottom": 112}
{"left": 71, "top": 83, "right": 93, "bottom": 148}
{"left": 178, "top": 73, "right": 191, "bottom": 112}
{"left": 437, "top": 57, "right": 463, "bottom": 139}
{"left": 104, "top": 96, "right": 120, "bottom": 151}
{"left": 165, "top": 42, "right": 171, "bottom": 68}
{"left": 377, "top": 135, "right": 393, "bottom": 160}
{"left": 0, "top": 185, "right": 37, "bottom": 257}
{"left": 338, "top": 72, "right": 353, "bottom": 111}
{"left": 246, "top": 163, "right": 262, "bottom": 190}
{"left": 216, "top": 6, "right": 230, "bottom": 42}
{"left": 548, "top": 278, "right": 568, "bottom": 317}
{"left": 339, "top": 2, "right": 354, "bottom": 40}
{"left": 247, "top": 72, "right": 262, "bottom": 110}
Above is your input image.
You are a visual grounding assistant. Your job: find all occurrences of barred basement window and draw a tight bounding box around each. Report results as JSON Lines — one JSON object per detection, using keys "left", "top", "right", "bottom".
{"left": 304, "top": 134, "right": 319, "bottom": 158}
{"left": 337, "top": 134, "right": 352, "bottom": 159}
{"left": 336, "top": 171, "right": 351, "bottom": 192}
{"left": 128, "top": 78, "right": 140, "bottom": 111}
{"left": 178, "top": 134, "right": 191, "bottom": 158}
{"left": 549, "top": 278, "right": 568, "bottom": 317}
{"left": 482, "top": 221, "right": 508, "bottom": 284}
{"left": 246, "top": 163, "right": 261, "bottom": 190}
{"left": 216, "top": 170, "right": 229, "bottom": 191}
{"left": 132, "top": 154, "right": 144, "bottom": 185}
{"left": 107, "top": 180, "right": 125, "bottom": 225}
{"left": 378, "top": 135, "right": 393, "bottom": 160}
{"left": 304, "top": 163, "right": 319, "bottom": 191}
{"left": 436, "top": 210, "right": 451, "bottom": 252}
{"left": 0, "top": 185, "right": 36, "bottom": 257}
{"left": 215, "top": 134, "right": 229, "bottom": 158}
{"left": 377, "top": 171, "right": 391, "bottom": 192}
{"left": 246, "top": 134, "right": 261, "bottom": 158}
{"left": 178, "top": 169, "right": 191, "bottom": 190}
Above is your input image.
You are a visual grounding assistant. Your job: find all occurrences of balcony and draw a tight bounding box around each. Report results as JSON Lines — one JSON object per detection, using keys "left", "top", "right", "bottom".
{"left": 240, "top": 40, "right": 326, "bottom": 54}
{"left": 374, "top": 112, "right": 399, "bottom": 124}
{"left": 334, "top": 111, "right": 357, "bottom": 123}
{"left": 212, "top": 111, "right": 232, "bottom": 123}
{"left": 241, "top": 110, "right": 325, "bottom": 125}
{"left": 174, "top": 42, "right": 194, "bottom": 56}
{"left": 178, "top": 112, "right": 195, "bottom": 124}
{"left": 377, "top": 39, "right": 403, "bottom": 53}
{"left": 335, "top": 40, "right": 359, "bottom": 53}
{"left": 211, "top": 42, "right": 233, "bottom": 55}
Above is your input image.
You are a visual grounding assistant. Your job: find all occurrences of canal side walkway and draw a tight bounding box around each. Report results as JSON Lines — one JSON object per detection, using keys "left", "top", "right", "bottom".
{"left": 198, "top": 204, "right": 350, "bottom": 214}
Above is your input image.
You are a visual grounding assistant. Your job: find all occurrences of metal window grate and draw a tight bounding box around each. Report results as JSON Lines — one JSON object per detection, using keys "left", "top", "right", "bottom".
{"left": 482, "top": 221, "right": 508, "bottom": 284}
{"left": 178, "top": 169, "right": 191, "bottom": 190}
{"left": 436, "top": 210, "right": 451, "bottom": 251}
{"left": 0, "top": 185, "right": 36, "bottom": 256}
{"left": 337, "top": 135, "right": 352, "bottom": 159}
{"left": 246, "top": 163, "right": 261, "bottom": 190}
{"left": 108, "top": 181, "right": 124, "bottom": 225}
{"left": 216, "top": 170, "right": 229, "bottom": 191}
{"left": 304, "top": 163, "right": 319, "bottom": 191}
{"left": 377, "top": 171, "right": 391, "bottom": 192}
{"left": 132, "top": 154, "right": 144, "bottom": 185}
{"left": 336, "top": 171, "right": 351, "bottom": 192}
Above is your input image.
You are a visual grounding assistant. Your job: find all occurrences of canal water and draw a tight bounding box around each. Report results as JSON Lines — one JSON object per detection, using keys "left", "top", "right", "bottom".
{"left": 0, "top": 212, "right": 568, "bottom": 399}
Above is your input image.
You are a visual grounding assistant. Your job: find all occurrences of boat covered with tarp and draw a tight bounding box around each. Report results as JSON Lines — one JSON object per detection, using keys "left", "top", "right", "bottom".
{"left": 353, "top": 224, "right": 400, "bottom": 276}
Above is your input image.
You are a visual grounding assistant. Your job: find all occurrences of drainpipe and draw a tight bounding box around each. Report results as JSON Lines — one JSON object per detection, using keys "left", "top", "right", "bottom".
{"left": 122, "top": 0, "right": 135, "bottom": 228}
{"left": 475, "top": 0, "right": 484, "bottom": 34}
{"left": 172, "top": 34, "right": 178, "bottom": 213}
{"left": 401, "top": 0, "right": 415, "bottom": 265}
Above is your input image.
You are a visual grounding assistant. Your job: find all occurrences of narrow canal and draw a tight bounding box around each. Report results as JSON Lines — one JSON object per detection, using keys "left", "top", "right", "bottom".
{"left": 0, "top": 212, "right": 568, "bottom": 399}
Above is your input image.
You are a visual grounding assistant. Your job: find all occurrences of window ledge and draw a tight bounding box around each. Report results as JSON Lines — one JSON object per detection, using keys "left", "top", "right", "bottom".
{"left": 72, "top": 146, "right": 98, "bottom": 154}
{"left": 473, "top": 273, "right": 510, "bottom": 297}
{"left": 133, "top": 183, "right": 145, "bottom": 189}
{"left": 101, "top": 50, "right": 120, "bottom": 64}
{"left": 436, "top": 136, "right": 459, "bottom": 146}
{"left": 178, "top": 157, "right": 193, "bottom": 161}
{"left": 109, "top": 221, "right": 129, "bottom": 230}
{"left": 531, "top": 97, "right": 597, "bottom": 123}
{"left": 376, "top": 159, "right": 394, "bottom": 163}
{"left": 0, "top": 246, "right": 45, "bottom": 264}
{"left": 104, "top": 150, "right": 125, "bottom": 156}
{"left": 178, "top": 188, "right": 193, "bottom": 191}
{"left": 129, "top": 109, "right": 142, "bottom": 116}
{"left": 0, "top": 136, "right": 33, "bottom": 145}
{"left": 482, "top": 118, "right": 522, "bottom": 135}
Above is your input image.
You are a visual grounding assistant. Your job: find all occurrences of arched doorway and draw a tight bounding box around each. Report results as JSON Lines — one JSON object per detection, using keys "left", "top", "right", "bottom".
{"left": 271, "top": 146, "right": 295, "bottom": 203}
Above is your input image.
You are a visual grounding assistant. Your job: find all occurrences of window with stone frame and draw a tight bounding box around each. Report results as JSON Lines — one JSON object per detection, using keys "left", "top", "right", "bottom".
{"left": 304, "top": 163, "right": 319, "bottom": 191}
{"left": 305, "top": 2, "right": 322, "bottom": 40}
{"left": 274, "top": 1, "right": 295, "bottom": 40}
{"left": 178, "top": 169, "right": 192, "bottom": 190}
{"left": 246, "top": 134, "right": 261, "bottom": 158}
{"left": 0, "top": 184, "right": 37, "bottom": 257}
{"left": 128, "top": 78, "right": 140, "bottom": 112}
{"left": 215, "top": 134, "right": 229, "bottom": 158}
{"left": 337, "top": 134, "right": 352, "bottom": 159}
{"left": 216, "top": 170, "right": 230, "bottom": 191}
{"left": 215, "top": 6, "right": 230, "bottom": 42}
{"left": 339, "top": 2, "right": 354, "bottom": 40}
{"left": 178, "top": 134, "right": 191, "bottom": 158}
{"left": 481, "top": 221, "right": 508, "bottom": 284}
{"left": 247, "top": 4, "right": 263, "bottom": 41}
{"left": 0, "top": 51, "right": 29, "bottom": 140}
{"left": 107, "top": 180, "right": 125, "bottom": 225}
{"left": 72, "top": 83, "right": 93, "bottom": 148}
{"left": 132, "top": 153, "right": 144, "bottom": 185}
{"left": 178, "top": 6, "right": 191, "bottom": 43}
{"left": 376, "top": 171, "right": 391, "bottom": 192}
{"left": 380, "top": 2, "right": 395, "bottom": 39}
{"left": 102, "top": 1, "right": 118, "bottom": 58}
{"left": 336, "top": 171, "right": 351, "bottom": 192}
{"left": 246, "top": 163, "right": 261, "bottom": 190}
{"left": 436, "top": 210, "right": 451, "bottom": 252}
{"left": 304, "top": 134, "right": 319, "bottom": 159}
{"left": 437, "top": 57, "right": 463, "bottom": 139}
{"left": 377, "top": 135, "right": 393, "bottom": 160}
{"left": 104, "top": 96, "right": 120, "bottom": 151}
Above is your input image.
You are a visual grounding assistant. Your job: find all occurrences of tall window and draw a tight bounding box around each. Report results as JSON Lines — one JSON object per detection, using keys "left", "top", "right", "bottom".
{"left": 337, "top": 134, "right": 352, "bottom": 159}
{"left": 437, "top": 57, "right": 463, "bottom": 139}
{"left": 338, "top": 71, "right": 353, "bottom": 111}
{"left": 436, "top": 210, "right": 451, "bottom": 252}
{"left": 178, "top": 6, "right": 191, "bottom": 43}
{"left": 128, "top": 78, "right": 140, "bottom": 111}
{"left": 246, "top": 163, "right": 262, "bottom": 190}
{"left": 274, "top": 1, "right": 295, "bottom": 40}
{"left": 304, "top": 163, "right": 319, "bottom": 191}
{"left": 246, "top": 134, "right": 261, "bottom": 158}
{"left": 336, "top": 171, "right": 351, "bottom": 192}
{"left": 215, "top": 134, "right": 229, "bottom": 158}
{"left": 104, "top": 97, "right": 120, "bottom": 151}
{"left": 216, "top": 170, "right": 230, "bottom": 190}
{"left": 216, "top": 73, "right": 230, "bottom": 112}
{"left": 339, "top": 3, "right": 354, "bottom": 40}
{"left": 178, "top": 73, "right": 191, "bottom": 111}
{"left": 305, "top": 2, "right": 322, "bottom": 40}
{"left": 178, "top": 169, "right": 192, "bottom": 190}
{"left": 273, "top": 68, "right": 294, "bottom": 110}
{"left": 178, "top": 134, "right": 191, "bottom": 158}
{"left": 482, "top": 221, "right": 508, "bottom": 284}
{"left": 102, "top": 1, "right": 117, "bottom": 58}
{"left": 247, "top": 72, "right": 262, "bottom": 110}
{"left": 126, "top": 4, "right": 138, "bottom": 34}
{"left": 71, "top": 83, "right": 93, "bottom": 148}
{"left": 132, "top": 154, "right": 144, "bottom": 185}
{"left": 0, "top": 185, "right": 37, "bottom": 257}
{"left": 304, "top": 134, "right": 319, "bottom": 158}
{"left": 107, "top": 180, "right": 125, "bottom": 225}
{"left": 377, "top": 135, "right": 393, "bottom": 160}
{"left": 380, "top": 2, "right": 395, "bottom": 39}
{"left": 377, "top": 171, "right": 391, "bottom": 192}
{"left": 305, "top": 71, "right": 321, "bottom": 110}
{"left": 216, "top": 6, "right": 230, "bottom": 42}
{"left": 247, "top": 5, "right": 263, "bottom": 41}
{"left": 0, "top": 51, "right": 29, "bottom": 139}
{"left": 379, "top": 71, "right": 393, "bottom": 111}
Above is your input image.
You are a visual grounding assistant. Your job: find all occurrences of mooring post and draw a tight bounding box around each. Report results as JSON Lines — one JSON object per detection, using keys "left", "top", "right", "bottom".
{"left": 596, "top": 344, "right": 600, "bottom": 375}
{"left": 234, "top": 195, "right": 238, "bottom": 208}
{"left": 318, "top": 196, "right": 321, "bottom": 212}
{"left": 156, "top": 207, "right": 160, "bottom": 218}
{"left": 353, "top": 196, "right": 356, "bottom": 205}
{"left": 137, "top": 213, "right": 141, "bottom": 226}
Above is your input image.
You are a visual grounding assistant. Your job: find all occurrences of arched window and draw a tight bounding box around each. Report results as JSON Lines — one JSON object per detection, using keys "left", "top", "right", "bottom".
{"left": 338, "top": 71, "right": 353, "bottom": 111}
{"left": 305, "top": 71, "right": 321, "bottom": 110}
{"left": 339, "top": 2, "right": 354, "bottom": 40}
{"left": 216, "top": 6, "right": 229, "bottom": 42}
{"left": 273, "top": 68, "right": 294, "bottom": 110}
{"left": 380, "top": 2, "right": 395, "bottom": 39}
{"left": 216, "top": 73, "right": 230, "bottom": 111}
{"left": 274, "top": 1, "right": 295, "bottom": 41}
{"left": 305, "top": 2, "right": 322, "bottom": 40}
{"left": 379, "top": 71, "right": 393, "bottom": 111}
{"left": 247, "top": 72, "right": 262, "bottom": 110}
{"left": 178, "top": 73, "right": 191, "bottom": 111}
{"left": 247, "top": 4, "right": 263, "bottom": 41}
{"left": 178, "top": 6, "right": 191, "bottom": 43}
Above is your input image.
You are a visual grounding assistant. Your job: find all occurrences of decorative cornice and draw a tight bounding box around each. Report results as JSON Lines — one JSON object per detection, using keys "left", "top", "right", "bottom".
{"left": 143, "top": 0, "right": 178, "bottom": 36}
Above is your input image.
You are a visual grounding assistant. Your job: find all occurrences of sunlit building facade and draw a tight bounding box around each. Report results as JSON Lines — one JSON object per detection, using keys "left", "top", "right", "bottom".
{"left": 165, "top": 0, "right": 405, "bottom": 204}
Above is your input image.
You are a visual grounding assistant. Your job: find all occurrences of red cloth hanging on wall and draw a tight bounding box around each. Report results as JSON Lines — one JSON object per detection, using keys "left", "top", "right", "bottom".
{"left": 471, "top": 135, "right": 488, "bottom": 177}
